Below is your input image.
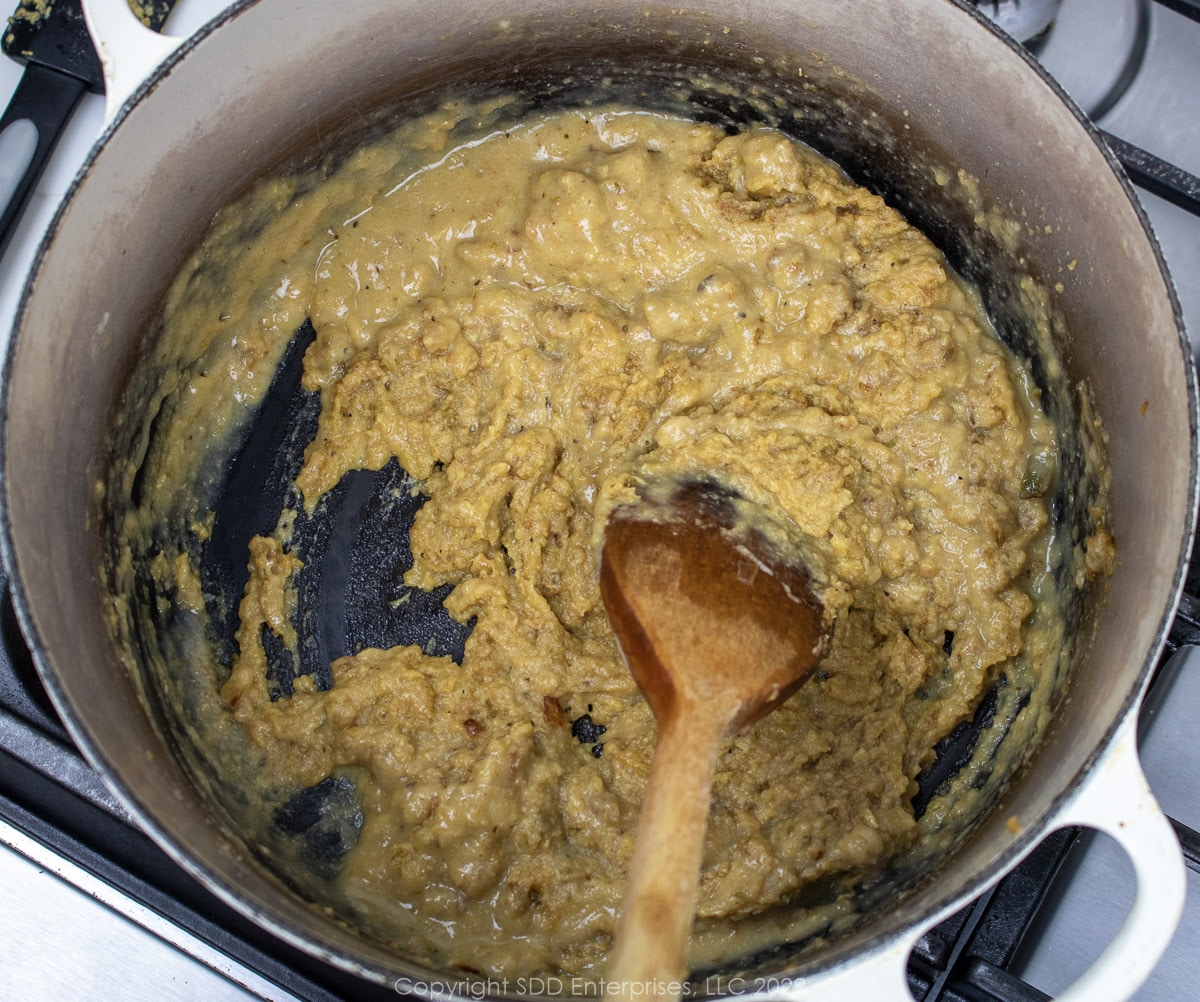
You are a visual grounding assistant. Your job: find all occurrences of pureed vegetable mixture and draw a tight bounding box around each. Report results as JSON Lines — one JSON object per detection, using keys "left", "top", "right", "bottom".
{"left": 111, "top": 101, "right": 1107, "bottom": 979}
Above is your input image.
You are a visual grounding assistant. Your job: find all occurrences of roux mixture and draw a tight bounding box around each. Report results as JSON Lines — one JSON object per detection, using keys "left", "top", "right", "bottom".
{"left": 122, "top": 104, "right": 1071, "bottom": 978}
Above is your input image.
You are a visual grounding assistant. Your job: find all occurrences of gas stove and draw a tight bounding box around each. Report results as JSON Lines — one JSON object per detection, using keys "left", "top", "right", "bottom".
{"left": 0, "top": 1, "right": 1198, "bottom": 999}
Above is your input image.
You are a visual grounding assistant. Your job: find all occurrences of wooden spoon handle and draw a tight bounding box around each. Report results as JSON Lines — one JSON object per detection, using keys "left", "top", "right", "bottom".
{"left": 605, "top": 708, "right": 731, "bottom": 1002}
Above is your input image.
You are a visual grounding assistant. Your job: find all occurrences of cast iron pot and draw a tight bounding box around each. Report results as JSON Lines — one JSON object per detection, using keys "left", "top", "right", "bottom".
{"left": 2, "top": 0, "right": 1196, "bottom": 998}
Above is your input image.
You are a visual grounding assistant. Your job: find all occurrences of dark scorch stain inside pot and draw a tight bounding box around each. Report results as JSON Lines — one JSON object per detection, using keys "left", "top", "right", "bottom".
{"left": 100, "top": 46, "right": 1113, "bottom": 988}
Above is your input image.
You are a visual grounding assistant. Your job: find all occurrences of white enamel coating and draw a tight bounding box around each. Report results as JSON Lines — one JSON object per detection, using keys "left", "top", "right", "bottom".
{"left": 1050, "top": 718, "right": 1186, "bottom": 1000}
{"left": 81, "top": 0, "right": 186, "bottom": 123}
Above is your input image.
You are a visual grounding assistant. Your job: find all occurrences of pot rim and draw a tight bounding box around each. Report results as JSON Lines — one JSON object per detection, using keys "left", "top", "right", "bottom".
{"left": 1, "top": 0, "right": 1196, "bottom": 993}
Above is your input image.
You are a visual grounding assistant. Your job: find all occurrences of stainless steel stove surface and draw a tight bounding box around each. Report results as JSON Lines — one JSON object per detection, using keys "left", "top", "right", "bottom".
{"left": 1, "top": 1, "right": 1198, "bottom": 999}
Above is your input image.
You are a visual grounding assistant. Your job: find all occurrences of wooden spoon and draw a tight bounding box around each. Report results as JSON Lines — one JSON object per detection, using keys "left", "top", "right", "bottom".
{"left": 600, "top": 479, "right": 830, "bottom": 1002}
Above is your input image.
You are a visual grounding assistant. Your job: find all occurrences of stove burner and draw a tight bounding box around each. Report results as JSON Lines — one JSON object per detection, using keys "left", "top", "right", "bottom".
{"left": 1031, "top": 0, "right": 1151, "bottom": 119}
{"left": 974, "top": 0, "right": 1064, "bottom": 42}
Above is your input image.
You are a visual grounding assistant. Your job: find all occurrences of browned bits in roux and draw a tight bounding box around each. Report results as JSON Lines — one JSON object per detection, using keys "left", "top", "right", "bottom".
{"left": 542, "top": 694, "right": 567, "bottom": 727}
{"left": 170, "top": 104, "right": 1062, "bottom": 978}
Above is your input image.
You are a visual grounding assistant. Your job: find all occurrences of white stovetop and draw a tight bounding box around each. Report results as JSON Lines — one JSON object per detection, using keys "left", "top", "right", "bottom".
{"left": 0, "top": 1, "right": 1197, "bottom": 1000}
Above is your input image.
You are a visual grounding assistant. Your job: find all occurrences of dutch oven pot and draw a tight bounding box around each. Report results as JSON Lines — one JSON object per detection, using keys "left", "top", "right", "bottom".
{"left": 2, "top": 0, "right": 1196, "bottom": 998}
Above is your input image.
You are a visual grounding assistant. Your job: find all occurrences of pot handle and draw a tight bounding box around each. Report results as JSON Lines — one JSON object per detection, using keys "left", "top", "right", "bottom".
{"left": 81, "top": 0, "right": 187, "bottom": 125}
{"left": 758, "top": 716, "right": 1182, "bottom": 1002}
{"left": 1046, "top": 714, "right": 1184, "bottom": 1001}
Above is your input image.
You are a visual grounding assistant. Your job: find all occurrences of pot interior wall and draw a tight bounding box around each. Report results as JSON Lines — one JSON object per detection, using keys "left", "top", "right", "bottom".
{"left": 3, "top": 0, "right": 1193, "bottom": 988}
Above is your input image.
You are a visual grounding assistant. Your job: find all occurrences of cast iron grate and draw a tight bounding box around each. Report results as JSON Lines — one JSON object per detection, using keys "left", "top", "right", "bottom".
{"left": 2, "top": 3, "right": 1200, "bottom": 996}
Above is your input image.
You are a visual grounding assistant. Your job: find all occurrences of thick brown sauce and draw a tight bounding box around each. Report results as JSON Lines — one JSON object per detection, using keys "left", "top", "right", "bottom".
{"left": 121, "top": 103, "right": 1083, "bottom": 979}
